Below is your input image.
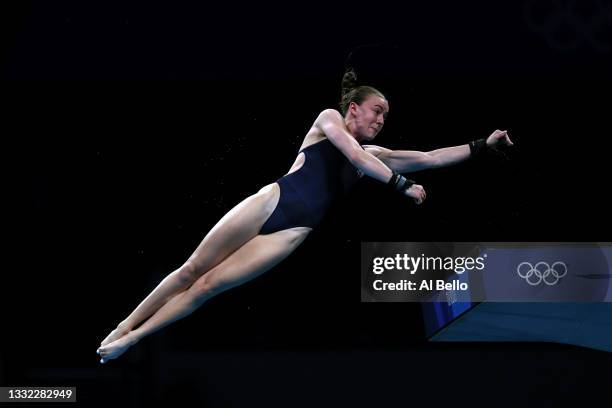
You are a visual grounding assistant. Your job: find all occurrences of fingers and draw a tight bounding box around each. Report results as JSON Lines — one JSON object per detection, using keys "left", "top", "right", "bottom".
{"left": 411, "top": 185, "right": 426, "bottom": 204}
{"left": 405, "top": 184, "right": 427, "bottom": 205}
{"left": 501, "top": 130, "right": 514, "bottom": 146}
{"left": 493, "top": 130, "right": 515, "bottom": 146}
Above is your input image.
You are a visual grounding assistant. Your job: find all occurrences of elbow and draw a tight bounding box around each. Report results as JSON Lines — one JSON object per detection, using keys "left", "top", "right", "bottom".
{"left": 406, "top": 152, "right": 440, "bottom": 171}
{"left": 348, "top": 148, "right": 366, "bottom": 168}
{"left": 418, "top": 151, "right": 441, "bottom": 170}
{"left": 428, "top": 154, "right": 442, "bottom": 169}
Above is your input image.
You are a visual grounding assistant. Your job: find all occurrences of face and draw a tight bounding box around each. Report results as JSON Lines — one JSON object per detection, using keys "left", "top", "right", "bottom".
{"left": 349, "top": 94, "right": 389, "bottom": 141}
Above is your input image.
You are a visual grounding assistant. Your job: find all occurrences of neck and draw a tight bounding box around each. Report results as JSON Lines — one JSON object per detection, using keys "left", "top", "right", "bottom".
{"left": 344, "top": 117, "right": 363, "bottom": 143}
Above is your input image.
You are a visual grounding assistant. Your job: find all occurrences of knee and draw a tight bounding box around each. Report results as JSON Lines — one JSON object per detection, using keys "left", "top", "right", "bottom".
{"left": 188, "top": 272, "right": 223, "bottom": 300}
{"left": 177, "top": 260, "right": 202, "bottom": 285}
{"left": 287, "top": 227, "right": 311, "bottom": 246}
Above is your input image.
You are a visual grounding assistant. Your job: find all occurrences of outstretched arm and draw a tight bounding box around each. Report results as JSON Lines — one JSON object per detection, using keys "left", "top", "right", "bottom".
{"left": 364, "top": 130, "right": 513, "bottom": 173}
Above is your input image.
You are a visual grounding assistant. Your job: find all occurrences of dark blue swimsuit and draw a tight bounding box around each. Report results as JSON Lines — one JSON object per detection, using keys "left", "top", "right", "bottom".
{"left": 259, "top": 138, "right": 364, "bottom": 234}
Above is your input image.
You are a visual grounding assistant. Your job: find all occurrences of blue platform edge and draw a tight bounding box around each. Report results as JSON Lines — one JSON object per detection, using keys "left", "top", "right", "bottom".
{"left": 428, "top": 302, "right": 612, "bottom": 353}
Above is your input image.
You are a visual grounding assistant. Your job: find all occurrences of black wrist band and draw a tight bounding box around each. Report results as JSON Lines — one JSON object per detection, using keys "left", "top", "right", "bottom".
{"left": 469, "top": 138, "right": 487, "bottom": 157}
{"left": 387, "top": 171, "right": 400, "bottom": 188}
{"left": 397, "top": 176, "right": 415, "bottom": 191}
{"left": 387, "top": 171, "right": 415, "bottom": 192}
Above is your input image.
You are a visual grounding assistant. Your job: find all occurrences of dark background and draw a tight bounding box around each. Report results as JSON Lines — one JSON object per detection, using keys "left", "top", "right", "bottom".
{"left": 2, "top": 1, "right": 612, "bottom": 406}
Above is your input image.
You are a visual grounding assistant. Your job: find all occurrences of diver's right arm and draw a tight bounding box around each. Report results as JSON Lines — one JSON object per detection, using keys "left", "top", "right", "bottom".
{"left": 315, "top": 109, "right": 394, "bottom": 183}
{"left": 315, "top": 109, "right": 426, "bottom": 204}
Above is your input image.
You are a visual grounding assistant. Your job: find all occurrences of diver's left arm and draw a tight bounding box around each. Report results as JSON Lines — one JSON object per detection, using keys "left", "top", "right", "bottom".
{"left": 365, "top": 129, "right": 513, "bottom": 173}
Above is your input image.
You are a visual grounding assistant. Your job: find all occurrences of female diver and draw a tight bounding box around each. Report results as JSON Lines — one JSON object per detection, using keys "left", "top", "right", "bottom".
{"left": 97, "top": 69, "right": 513, "bottom": 363}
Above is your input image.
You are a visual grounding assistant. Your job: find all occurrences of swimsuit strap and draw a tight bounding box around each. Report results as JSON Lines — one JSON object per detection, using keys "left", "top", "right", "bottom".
{"left": 299, "top": 138, "right": 365, "bottom": 154}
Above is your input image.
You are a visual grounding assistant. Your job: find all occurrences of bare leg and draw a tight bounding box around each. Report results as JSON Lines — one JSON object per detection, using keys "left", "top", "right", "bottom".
{"left": 97, "top": 226, "right": 310, "bottom": 363}
{"left": 99, "top": 184, "right": 281, "bottom": 347}
{"left": 99, "top": 264, "right": 195, "bottom": 347}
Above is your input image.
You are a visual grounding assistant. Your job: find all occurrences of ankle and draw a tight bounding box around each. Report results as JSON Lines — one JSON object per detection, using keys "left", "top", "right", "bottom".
{"left": 126, "top": 331, "right": 140, "bottom": 346}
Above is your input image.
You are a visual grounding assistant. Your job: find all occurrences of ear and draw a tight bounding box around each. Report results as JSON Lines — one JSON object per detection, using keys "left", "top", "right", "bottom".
{"left": 349, "top": 101, "right": 359, "bottom": 115}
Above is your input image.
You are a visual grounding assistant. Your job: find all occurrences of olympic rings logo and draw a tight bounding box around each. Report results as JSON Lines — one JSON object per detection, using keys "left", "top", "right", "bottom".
{"left": 517, "top": 261, "right": 568, "bottom": 286}
{"left": 524, "top": 0, "right": 612, "bottom": 53}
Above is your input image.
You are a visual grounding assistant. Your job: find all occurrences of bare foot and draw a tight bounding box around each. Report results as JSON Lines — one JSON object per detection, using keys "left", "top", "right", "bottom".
{"left": 97, "top": 333, "right": 138, "bottom": 364}
{"left": 100, "top": 324, "right": 130, "bottom": 347}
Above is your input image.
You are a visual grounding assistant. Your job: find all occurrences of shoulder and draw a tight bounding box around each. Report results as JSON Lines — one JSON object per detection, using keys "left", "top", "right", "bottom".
{"left": 314, "top": 108, "right": 343, "bottom": 128}
{"left": 317, "top": 108, "right": 342, "bottom": 118}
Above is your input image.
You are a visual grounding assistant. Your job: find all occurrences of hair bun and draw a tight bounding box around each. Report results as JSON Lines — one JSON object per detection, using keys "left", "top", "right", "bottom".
{"left": 338, "top": 67, "right": 384, "bottom": 115}
{"left": 341, "top": 68, "right": 357, "bottom": 97}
